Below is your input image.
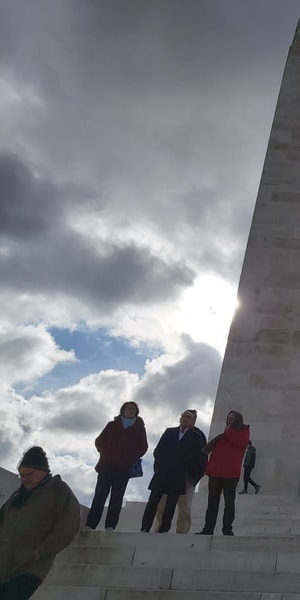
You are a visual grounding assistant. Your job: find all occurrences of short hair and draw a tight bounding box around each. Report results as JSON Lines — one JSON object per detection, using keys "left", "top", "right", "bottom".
{"left": 187, "top": 409, "right": 197, "bottom": 416}
{"left": 120, "top": 401, "right": 139, "bottom": 416}
{"left": 181, "top": 409, "right": 197, "bottom": 421}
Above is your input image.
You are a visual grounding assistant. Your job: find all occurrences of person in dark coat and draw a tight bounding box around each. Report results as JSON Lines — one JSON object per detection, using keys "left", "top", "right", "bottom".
{"left": 239, "top": 441, "right": 261, "bottom": 494}
{"left": 86, "top": 401, "right": 148, "bottom": 531}
{"left": 155, "top": 409, "right": 207, "bottom": 533}
{"left": 141, "top": 410, "right": 208, "bottom": 533}
{"left": 0, "top": 447, "right": 80, "bottom": 600}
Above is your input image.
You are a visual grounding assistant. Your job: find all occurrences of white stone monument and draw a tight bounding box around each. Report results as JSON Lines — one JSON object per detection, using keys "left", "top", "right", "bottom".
{"left": 209, "top": 20, "right": 300, "bottom": 495}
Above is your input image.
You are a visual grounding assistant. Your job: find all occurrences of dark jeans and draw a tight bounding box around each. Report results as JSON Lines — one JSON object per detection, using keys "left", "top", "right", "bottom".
{"left": 0, "top": 574, "right": 41, "bottom": 600}
{"left": 243, "top": 466, "right": 258, "bottom": 491}
{"left": 86, "top": 465, "right": 129, "bottom": 529}
{"left": 141, "top": 490, "right": 179, "bottom": 532}
{"left": 204, "top": 477, "right": 239, "bottom": 534}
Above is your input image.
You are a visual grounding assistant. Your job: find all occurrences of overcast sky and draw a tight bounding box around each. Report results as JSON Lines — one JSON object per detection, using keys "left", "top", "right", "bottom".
{"left": 0, "top": 0, "right": 299, "bottom": 507}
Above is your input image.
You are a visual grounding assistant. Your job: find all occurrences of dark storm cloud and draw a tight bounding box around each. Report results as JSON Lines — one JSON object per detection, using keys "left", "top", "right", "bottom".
{"left": 0, "top": 1, "right": 298, "bottom": 292}
{"left": 49, "top": 408, "right": 100, "bottom": 433}
{"left": 0, "top": 153, "right": 69, "bottom": 237}
{"left": 1, "top": 1, "right": 296, "bottom": 181}
{"left": 135, "top": 335, "right": 221, "bottom": 413}
{"left": 0, "top": 153, "right": 194, "bottom": 307}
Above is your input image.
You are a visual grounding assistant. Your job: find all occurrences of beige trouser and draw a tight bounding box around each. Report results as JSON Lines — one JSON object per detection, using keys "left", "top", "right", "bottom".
{"left": 154, "top": 479, "right": 195, "bottom": 533}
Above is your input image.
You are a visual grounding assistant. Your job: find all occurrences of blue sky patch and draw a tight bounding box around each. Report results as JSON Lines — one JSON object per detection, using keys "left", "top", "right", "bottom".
{"left": 19, "top": 327, "right": 159, "bottom": 397}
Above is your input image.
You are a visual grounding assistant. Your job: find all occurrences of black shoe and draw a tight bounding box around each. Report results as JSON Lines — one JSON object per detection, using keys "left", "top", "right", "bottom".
{"left": 141, "top": 528, "right": 149, "bottom": 533}
{"left": 195, "top": 529, "right": 214, "bottom": 535}
{"left": 255, "top": 485, "right": 261, "bottom": 494}
{"left": 223, "top": 530, "right": 234, "bottom": 536}
{"left": 239, "top": 489, "right": 247, "bottom": 494}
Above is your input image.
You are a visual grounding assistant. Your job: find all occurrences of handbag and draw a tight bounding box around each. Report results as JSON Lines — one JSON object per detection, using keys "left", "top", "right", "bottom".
{"left": 128, "top": 458, "right": 143, "bottom": 478}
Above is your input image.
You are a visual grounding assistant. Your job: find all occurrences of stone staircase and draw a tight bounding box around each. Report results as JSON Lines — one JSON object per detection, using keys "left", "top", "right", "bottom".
{"left": 32, "top": 492, "right": 300, "bottom": 599}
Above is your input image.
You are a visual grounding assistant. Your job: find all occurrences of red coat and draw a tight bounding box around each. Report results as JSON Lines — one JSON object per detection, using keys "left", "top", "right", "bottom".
{"left": 95, "top": 415, "right": 148, "bottom": 469}
{"left": 205, "top": 426, "right": 249, "bottom": 479}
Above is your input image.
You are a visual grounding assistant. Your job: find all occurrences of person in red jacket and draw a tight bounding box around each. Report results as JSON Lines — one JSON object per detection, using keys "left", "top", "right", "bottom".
{"left": 85, "top": 401, "right": 148, "bottom": 531}
{"left": 196, "top": 410, "right": 249, "bottom": 536}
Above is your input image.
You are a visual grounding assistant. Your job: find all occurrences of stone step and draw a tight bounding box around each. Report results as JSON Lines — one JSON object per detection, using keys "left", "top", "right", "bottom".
{"left": 74, "top": 531, "right": 300, "bottom": 553}
{"left": 123, "top": 495, "right": 300, "bottom": 511}
{"left": 33, "top": 585, "right": 300, "bottom": 600}
{"left": 30, "top": 527, "right": 300, "bottom": 599}
{"left": 36, "top": 565, "right": 300, "bottom": 594}
{"left": 56, "top": 549, "right": 276, "bottom": 571}
{"left": 99, "top": 591, "right": 300, "bottom": 600}
{"left": 83, "top": 519, "right": 300, "bottom": 536}
{"left": 52, "top": 548, "right": 300, "bottom": 573}
{"left": 31, "top": 498, "right": 300, "bottom": 599}
{"left": 110, "top": 520, "right": 300, "bottom": 535}
{"left": 96, "top": 496, "right": 300, "bottom": 535}
{"left": 46, "top": 564, "right": 172, "bottom": 589}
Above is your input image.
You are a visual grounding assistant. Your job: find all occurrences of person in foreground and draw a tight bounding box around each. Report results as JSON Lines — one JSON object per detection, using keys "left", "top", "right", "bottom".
{"left": 141, "top": 410, "right": 207, "bottom": 533}
{"left": 0, "top": 446, "right": 80, "bottom": 600}
{"left": 154, "top": 409, "right": 207, "bottom": 533}
{"left": 86, "top": 401, "right": 148, "bottom": 531}
{"left": 196, "top": 410, "right": 249, "bottom": 536}
{"left": 239, "top": 440, "right": 261, "bottom": 495}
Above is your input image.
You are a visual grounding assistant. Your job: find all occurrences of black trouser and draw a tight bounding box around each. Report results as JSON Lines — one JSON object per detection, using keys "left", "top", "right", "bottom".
{"left": 204, "top": 477, "right": 239, "bottom": 534}
{"left": 0, "top": 574, "right": 41, "bottom": 600}
{"left": 86, "top": 465, "right": 129, "bottom": 529}
{"left": 243, "top": 466, "right": 258, "bottom": 491}
{"left": 141, "top": 490, "right": 179, "bottom": 532}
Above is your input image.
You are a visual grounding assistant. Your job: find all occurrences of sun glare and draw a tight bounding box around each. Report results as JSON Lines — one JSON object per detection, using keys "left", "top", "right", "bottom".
{"left": 177, "top": 275, "right": 239, "bottom": 354}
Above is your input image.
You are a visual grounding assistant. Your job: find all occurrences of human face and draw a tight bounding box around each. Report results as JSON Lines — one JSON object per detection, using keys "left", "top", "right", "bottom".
{"left": 179, "top": 412, "right": 195, "bottom": 430}
{"left": 19, "top": 467, "right": 47, "bottom": 489}
{"left": 123, "top": 403, "right": 138, "bottom": 419}
{"left": 227, "top": 412, "right": 235, "bottom": 427}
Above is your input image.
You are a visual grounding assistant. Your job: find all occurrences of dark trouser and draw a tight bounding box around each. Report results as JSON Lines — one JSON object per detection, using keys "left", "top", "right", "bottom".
{"left": 243, "top": 466, "right": 258, "bottom": 491}
{"left": 0, "top": 574, "right": 41, "bottom": 600}
{"left": 204, "top": 477, "right": 239, "bottom": 534}
{"left": 86, "top": 465, "right": 129, "bottom": 529}
{"left": 141, "top": 490, "right": 179, "bottom": 532}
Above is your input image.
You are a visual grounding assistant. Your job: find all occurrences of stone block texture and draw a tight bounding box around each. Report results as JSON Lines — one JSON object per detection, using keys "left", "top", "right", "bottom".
{"left": 209, "top": 20, "right": 300, "bottom": 494}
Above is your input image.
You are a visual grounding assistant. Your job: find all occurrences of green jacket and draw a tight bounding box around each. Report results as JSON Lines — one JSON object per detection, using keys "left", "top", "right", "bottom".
{"left": 0, "top": 474, "right": 80, "bottom": 582}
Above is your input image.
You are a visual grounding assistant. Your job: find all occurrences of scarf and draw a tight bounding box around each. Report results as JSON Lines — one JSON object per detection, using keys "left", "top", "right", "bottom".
{"left": 10, "top": 473, "right": 52, "bottom": 508}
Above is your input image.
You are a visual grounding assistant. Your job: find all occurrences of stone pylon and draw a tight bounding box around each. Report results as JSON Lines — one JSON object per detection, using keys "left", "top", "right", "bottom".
{"left": 209, "top": 20, "right": 300, "bottom": 494}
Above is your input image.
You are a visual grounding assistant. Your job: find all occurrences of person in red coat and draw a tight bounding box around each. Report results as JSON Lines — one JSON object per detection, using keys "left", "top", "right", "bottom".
{"left": 86, "top": 401, "right": 148, "bottom": 531}
{"left": 196, "top": 410, "right": 249, "bottom": 536}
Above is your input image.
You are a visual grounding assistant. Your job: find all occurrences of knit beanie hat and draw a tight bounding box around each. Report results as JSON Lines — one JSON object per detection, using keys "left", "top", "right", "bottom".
{"left": 18, "top": 446, "right": 50, "bottom": 472}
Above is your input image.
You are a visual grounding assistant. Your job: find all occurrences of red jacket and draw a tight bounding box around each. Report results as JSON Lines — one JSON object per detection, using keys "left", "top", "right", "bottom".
{"left": 205, "top": 425, "right": 249, "bottom": 478}
{"left": 95, "top": 415, "right": 148, "bottom": 469}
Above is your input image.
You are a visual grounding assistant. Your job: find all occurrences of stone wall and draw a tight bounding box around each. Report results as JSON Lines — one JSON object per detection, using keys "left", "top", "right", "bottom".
{"left": 210, "top": 21, "right": 300, "bottom": 495}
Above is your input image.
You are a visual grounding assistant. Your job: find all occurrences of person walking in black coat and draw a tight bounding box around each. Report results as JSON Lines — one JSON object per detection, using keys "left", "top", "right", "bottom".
{"left": 141, "top": 410, "right": 207, "bottom": 533}
{"left": 239, "top": 441, "right": 261, "bottom": 494}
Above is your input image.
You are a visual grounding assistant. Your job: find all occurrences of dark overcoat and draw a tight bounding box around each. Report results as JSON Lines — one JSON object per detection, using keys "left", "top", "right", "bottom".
{"left": 148, "top": 426, "right": 207, "bottom": 495}
{"left": 94, "top": 415, "right": 148, "bottom": 471}
{"left": 0, "top": 475, "right": 80, "bottom": 582}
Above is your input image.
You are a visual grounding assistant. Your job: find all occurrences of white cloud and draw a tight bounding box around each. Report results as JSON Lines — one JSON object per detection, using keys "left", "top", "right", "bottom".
{"left": 0, "top": 324, "right": 75, "bottom": 385}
